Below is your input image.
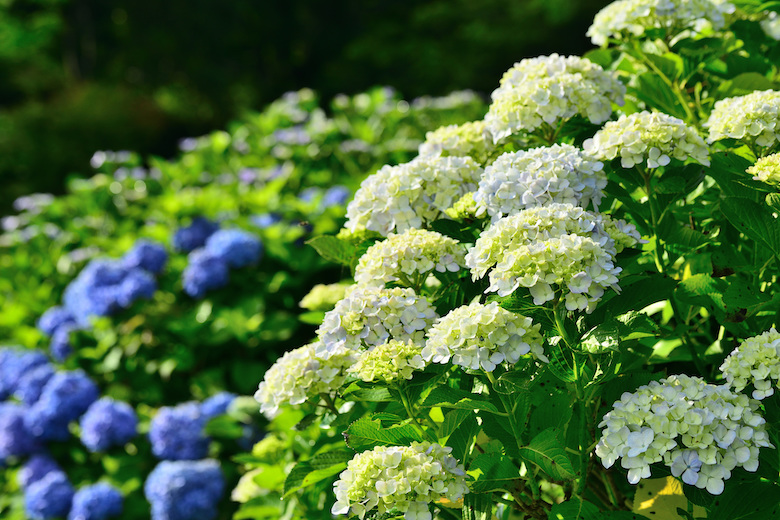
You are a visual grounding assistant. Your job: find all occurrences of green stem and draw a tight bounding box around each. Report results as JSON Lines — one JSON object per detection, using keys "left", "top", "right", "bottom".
{"left": 634, "top": 44, "right": 697, "bottom": 124}
{"left": 398, "top": 386, "right": 437, "bottom": 442}
{"left": 642, "top": 169, "right": 667, "bottom": 274}
{"left": 320, "top": 393, "right": 340, "bottom": 415}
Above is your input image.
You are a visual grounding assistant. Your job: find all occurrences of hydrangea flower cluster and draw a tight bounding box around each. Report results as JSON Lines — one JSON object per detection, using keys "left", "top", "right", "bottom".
{"left": 25, "top": 470, "right": 75, "bottom": 520}
{"left": 344, "top": 155, "right": 482, "bottom": 235}
{"left": 747, "top": 153, "right": 780, "bottom": 184}
{"left": 38, "top": 239, "right": 167, "bottom": 360}
{"left": 299, "top": 282, "right": 353, "bottom": 311}
{"left": 583, "top": 111, "right": 710, "bottom": 169}
{"left": 0, "top": 347, "right": 47, "bottom": 399}
{"left": 149, "top": 402, "right": 211, "bottom": 461}
{"left": 316, "top": 286, "right": 438, "bottom": 357}
{"left": 332, "top": 442, "right": 469, "bottom": 520}
{"left": 254, "top": 342, "right": 356, "bottom": 419}
{"left": 484, "top": 54, "right": 625, "bottom": 142}
{"left": 474, "top": 144, "right": 607, "bottom": 220}
{"left": 596, "top": 374, "right": 772, "bottom": 494}
{"left": 348, "top": 340, "right": 426, "bottom": 383}
{"left": 0, "top": 402, "right": 39, "bottom": 460}
{"left": 27, "top": 370, "right": 100, "bottom": 442}
{"left": 354, "top": 229, "right": 465, "bottom": 287}
{"left": 418, "top": 120, "right": 495, "bottom": 163}
{"left": 18, "top": 454, "right": 61, "bottom": 489}
{"left": 705, "top": 90, "right": 780, "bottom": 147}
{"left": 144, "top": 459, "right": 225, "bottom": 520}
{"left": 720, "top": 328, "right": 780, "bottom": 400}
{"left": 465, "top": 203, "right": 639, "bottom": 310}
{"left": 68, "top": 483, "right": 124, "bottom": 520}
{"left": 79, "top": 398, "right": 138, "bottom": 452}
{"left": 182, "top": 228, "right": 263, "bottom": 298}
{"left": 445, "top": 192, "right": 479, "bottom": 220}
{"left": 587, "top": 0, "right": 735, "bottom": 46}
{"left": 172, "top": 217, "right": 220, "bottom": 252}
{"left": 422, "top": 301, "right": 546, "bottom": 371}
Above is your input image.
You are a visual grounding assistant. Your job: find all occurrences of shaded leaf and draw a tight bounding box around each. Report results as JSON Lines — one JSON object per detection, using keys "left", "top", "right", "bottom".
{"left": 467, "top": 452, "right": 520, "bottom": 493}
{"left": 518, "top": 428, "right": 575, "bottom": 481}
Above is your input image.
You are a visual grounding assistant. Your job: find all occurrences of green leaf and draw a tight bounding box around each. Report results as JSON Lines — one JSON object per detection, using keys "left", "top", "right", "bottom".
{"left": 298, "top": 310, "right": 325, "bottom": 325}
{"left": 518, "top": 428, "right": 575, "bottom": 481}
{"left": 708, "top": 154, "right": 766, "bottom": 199}
{"left": 438, "top": 408, "right": 473, "bottom": 438}
{"left": 305, "top": 235, "right": 357, "bottom": 266}
{"left": 646, "top": 52, "right": 684, "bottom": 80}
{"left": 547, "top": 497, "right": 601, "bottom": 520}
{"left": 707, "top": 481, "right": 780, "bottom": 520}
{"left": 282, "top": 449, "right": 354, "bottom": 497}
{"left": 463, "top": 493, "right": 493, "bottom": 520}
{"left": 343, "top": 414, "right": 424, "bottom": 451}
{"left": 717, "top": 72, "right": 777, "bottom": 98}
{"left": 430, "top": 218, "right": 481, "bottom": 243}
{"left": 467, "top": 453, "right": 520, "bottom": 493}
{"left": 721, "top": 197, "right": 780, "bottom": 257}
{"left": 632, "top": 72, "right": 687, "bottom": 120}
{"left": 675, "top": 273, "right": 727, "bottom": 314}
{"left": 341, "top": 381, "right": 394, "bottom": 402}
{"left": 581, "top": 311, "right": 658, "bottom": 354}
{"left": 203, "top": 415, "right": 246, "bottom": 439}
{"left": 421, "top": 386, "right": 502, "bottom": 414}
{"left": 590, "top": 273, "right": 677, "bottom": 323}
{"left": 446, "top": 414, "right": 479, "bottom": 463}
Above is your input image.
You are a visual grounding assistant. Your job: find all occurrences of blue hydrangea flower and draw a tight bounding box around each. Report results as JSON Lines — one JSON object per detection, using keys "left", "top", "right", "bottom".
{"left": 79, "top": 398, "right": 138, "bottom": 452}
{"left": 200, "top": 392, "right": 236, "bottom": 419}
{"left": 50, "top": 324, "right": 79, "bottom": 362}
{"left": 172, "top": 217, "right": 220, "bottom": 253}
{"left": 182, "top": 251, "right": 229, "bottom": 299}
{"left": 122, "top": 240, "right": 168, "bottom": 274}
{"left": 0, "top": 347, "right": 48, "bottom": 399}
{"left": 322, "top": 185, "right": 351, "bottom": 207}
{"left": 299, "top": 187, "right": 321, "bottom": 203}
{"left": 27, "top": 371, "right": 99, "bottom": 441}
{"left": 68, "top": 483, "right": 123, "bottom": 520}
{"left": 18, "top": 454, "right": 62, "bottom": 489}
{"left": 204, "top": 229, "right": 263, "bottom": 268}
{"left": 114, "top": 269, "right": 157, "bottom": 307}
{"left": 62, "top": 260, "right": 157, "bottom": 326}
{"left": 15, "top": 363, "right": 55, "bottom": 405}
{"left": 37, "top": 307, "right": 76, "bottom": 336}
{"left": 0, "top": 403, "right": 40, "bottom": 460}
{"left": 148, "top": 402, "right": 209, "bottom": 460}
{"left": 144, "top": 460, "right": 224, "bottom": 520}
{"left": 25, "top": 470, "right": 74, "bottom": 520}
{"left": 250, "top": 213, "right": 283, "bottom": 229}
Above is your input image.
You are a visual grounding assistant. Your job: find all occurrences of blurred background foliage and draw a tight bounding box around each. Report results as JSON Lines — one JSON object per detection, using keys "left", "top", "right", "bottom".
{"left": 0, "top": 0, "right": 611, "bottom": 214}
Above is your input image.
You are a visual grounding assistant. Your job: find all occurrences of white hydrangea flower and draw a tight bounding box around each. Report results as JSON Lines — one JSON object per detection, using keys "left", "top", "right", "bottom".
{"left": 705, "top": 90, "right": 780, "bottom": 148}
{"left": 254, "top": 342, "right": 357, "bottom": 419}
{"left": 299, "top": 282, "right": 353, "bottom": 311}
{"left": 596, "top": 374, "right": 773, "bottom": 494}
{"left": 583, "top": 111, "right": 710, "bottom": 169}
{"left": 422, "top": 301, "right": 546, "bottom": 371}
{"left": 464, "top": 204, "right": 640, "bottom": 310}
{"left": 761, "top": 10, "right": 780, "bottom": 41}
{"left": 348, "top": 340, "right": 427, "bottom": 383}
{"left": 587, "top": 0, "right": 734, "bottom": 46}
{"left": 474, "top": 144, "right": 607, "bottom": 221}
{"left": 354, "top": 229, "right": 466, "bottom": 287}
{"left": 316, "top": 286, "right": 438, "bottom": 358}
{"left": 485, "top": 54, "right": 625, "bottom": 142}
{"left": 331, "top": 442, "right": 469, "bottom": 520}
{"left": 747, "top": 153, "right": 780, "bottom": 185}
{"left": 418, "top": 121, "right": 495, "bottom": 163}
{"left": 344, "top": 156, "right": 483, "bottom": 236}
{"left": 720, "top": 328, "right": 780, "bottom": 400}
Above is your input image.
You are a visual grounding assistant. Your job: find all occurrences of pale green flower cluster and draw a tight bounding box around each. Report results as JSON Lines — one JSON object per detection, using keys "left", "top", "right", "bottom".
{"left": 444, "top": 192, "right": 479, "bottom": 220}
{"left": 474, "top": 144, "right": 607, "bottom": 220}
{"left": 344, "top": 156, "right": 483, "bottom": 236}
{"left": 596, "top": 374, "right": 772, "bottom": 494}
{"left": 331, "top": 442, "right": 469, "bottom": 520}
{"left": 747, "top": 153, "right": 780, "bottom": 184}
{"left": 299, "top": 282, "right": 353, "bottom": 311}
{"left": 587, "top": 0, "right": 734, "bottom": 46}
{"left": 354, "top": 229, "right": 465, "bottom": 287}
{"left": 705, "top": 90, "right": 780, "bottom": 147}
{"left": 583, "top": 111, "right": 710, "bottom": 169}
{"left": 720, "top": 328, "right": 780, "bottom": 400}
{"left": 761, "top": 11, "right": 780, "bottom": 41}
{"left": 251, "top": 434, "right": 287, "bottom": 463}
{"left": 484, "top": 54, "right": 625, "bottom": 142}
{"left": 316, "top": 286, "right": 438, "bottom": 357}
{"left": 348, "top": 339, "right": 426, "bottom": 383}
{"left": 422, "top": 301, "right": 546, "bottom": 371}
{"left": 465, "top": 203, "right": 640, "bottom": 310}
{"left": 418, "top": 121, "right": 495, "bottom": 163}
{"left": 254, "top": 342, "right": 356, "bottom": 419}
